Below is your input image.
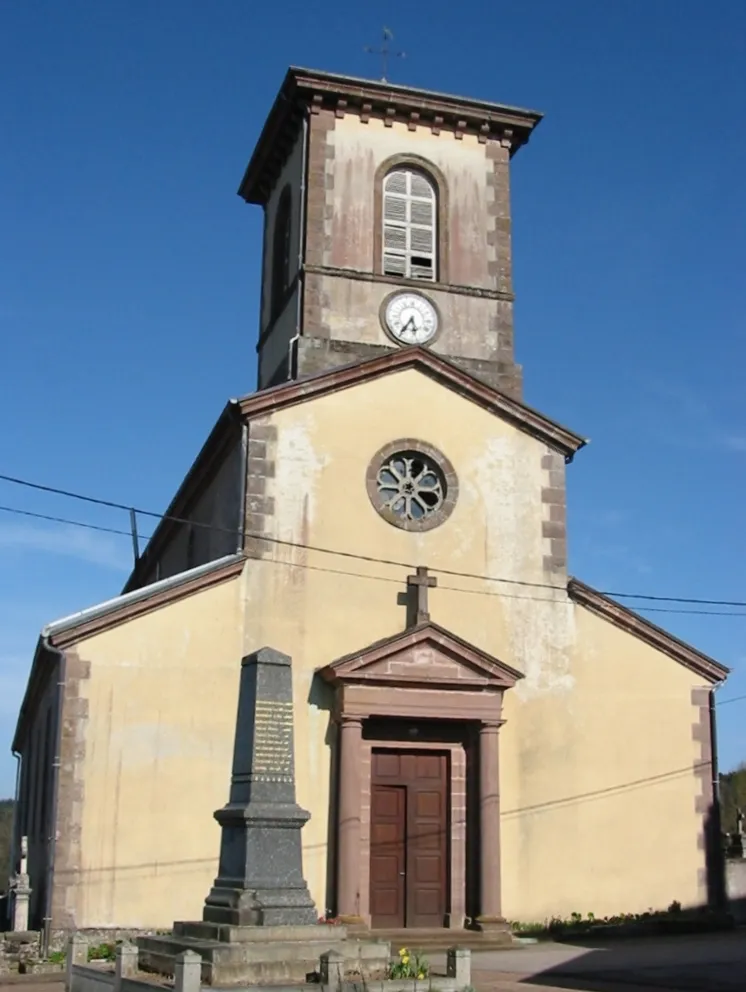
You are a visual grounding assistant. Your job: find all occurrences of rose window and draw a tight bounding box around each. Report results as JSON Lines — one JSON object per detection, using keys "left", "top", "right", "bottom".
{"left": 375, "top": 451, "right": 446, "bottom": 522}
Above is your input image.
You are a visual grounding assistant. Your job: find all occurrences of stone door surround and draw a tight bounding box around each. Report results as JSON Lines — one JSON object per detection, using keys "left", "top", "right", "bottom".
{"left": 317, "top": 622, "right": 523, "bottom": 928}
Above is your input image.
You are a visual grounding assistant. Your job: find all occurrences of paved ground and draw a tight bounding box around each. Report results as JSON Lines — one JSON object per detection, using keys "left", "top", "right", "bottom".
{"left": 449, "top": 928, "right": 746, "bottom": 991}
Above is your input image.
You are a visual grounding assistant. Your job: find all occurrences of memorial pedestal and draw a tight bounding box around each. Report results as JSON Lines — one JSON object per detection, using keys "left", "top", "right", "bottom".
{"left": 137, "top": 647, "right": 388, "bottom": 985}
{"left": 138, "top": 924, "right": 391, "bottom": 986}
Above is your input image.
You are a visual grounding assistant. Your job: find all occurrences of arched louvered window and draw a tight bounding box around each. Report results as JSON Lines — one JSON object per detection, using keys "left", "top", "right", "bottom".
{"left": 382, "top": 168, "right": 437, "bottom": 281}
{"left": 271, "top": 186, "right": 292, "bottom": 319}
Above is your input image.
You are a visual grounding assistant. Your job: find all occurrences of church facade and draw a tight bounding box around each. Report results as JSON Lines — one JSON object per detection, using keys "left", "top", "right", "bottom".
{"left": 13, "top": 68, "right": 728, "bottom": 934}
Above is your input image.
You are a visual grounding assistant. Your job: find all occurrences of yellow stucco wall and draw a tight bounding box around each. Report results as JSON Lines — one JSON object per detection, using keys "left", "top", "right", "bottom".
{"left": 69, "top": 367, "right": 708, "bottom": 927}
{"left": 244, "top": 367, "right": 707, "bottom": 921}
{"left": 71, "top": 576, "right": 242, "bottom": 927}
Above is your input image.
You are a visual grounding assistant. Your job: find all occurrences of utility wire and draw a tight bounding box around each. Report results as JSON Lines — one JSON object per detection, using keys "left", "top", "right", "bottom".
{"left": 0, "top": 504, "right": 154, "bottom": 542}
{"left": 3, "top": 501, "right": 741, "bottom": 619}
{"left": 2, "top": 503, "right": 738, "bottom": 695}
{"left": 2, "top": 504, "right": 745, "bottom": 691}
{"left": 252, "top": 548, "right": 746, "bottom": 618}
{"left": 718, "top": 692, "right": 746, "bottom": 707}
{"left": 1, "top": 470, "right": 745, "bottom": 611}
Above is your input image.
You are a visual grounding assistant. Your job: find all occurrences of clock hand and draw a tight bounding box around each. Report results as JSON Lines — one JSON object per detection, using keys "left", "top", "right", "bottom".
{"left": 401, "top": 316, "right": 417, "bottom": 336}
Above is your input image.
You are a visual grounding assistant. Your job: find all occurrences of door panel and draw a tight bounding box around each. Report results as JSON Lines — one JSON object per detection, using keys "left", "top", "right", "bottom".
{"left": 370, "top": 784, "right": 406, "bottom": 927}
{"left": 370, "top": 749, "right": 448, "bottom": 928}
{"left": 407, "top": 761, "right": 448, "bottom": 927}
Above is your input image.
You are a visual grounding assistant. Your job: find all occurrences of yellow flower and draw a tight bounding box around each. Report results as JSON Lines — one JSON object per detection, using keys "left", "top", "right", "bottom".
{"left": 418, "top": 973, "right": 424, "bottom": 980}
{"left": 398, "top": 948, "right": 408, "bottom": 957}
{"left": 402, "top": 955, "right": 410, "bottom": 965}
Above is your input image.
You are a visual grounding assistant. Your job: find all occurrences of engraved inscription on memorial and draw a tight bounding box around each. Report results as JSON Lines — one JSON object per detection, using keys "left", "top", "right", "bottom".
{"left": 251, "top": 699, "right": 294, "bottom": 782}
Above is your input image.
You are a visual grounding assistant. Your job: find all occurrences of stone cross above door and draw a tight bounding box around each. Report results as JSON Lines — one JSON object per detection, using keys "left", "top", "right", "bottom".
{"left": 407, "top": 566, "right": 437, "bottom": 625}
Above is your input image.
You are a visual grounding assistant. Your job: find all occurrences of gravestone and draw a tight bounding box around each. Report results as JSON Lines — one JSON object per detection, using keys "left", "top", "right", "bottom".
{"left": 202, "top": 646, "right": 317, "bottom": 926}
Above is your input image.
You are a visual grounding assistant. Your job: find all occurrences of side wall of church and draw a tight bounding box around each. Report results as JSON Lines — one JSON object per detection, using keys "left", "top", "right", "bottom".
{"left": 141, "top": 434, "right": 245, "bottom": 585}
{"left": 257, "top": 126, "right": 306, "bottom": 387}
{"left": 241, "top": 371, "right": 707, "bottom": 921}
{"left": 57, "top": 576, "right": 243, "bottom": 928}
{"left": 14, "top": 656, "right": 61, "bottom": 929}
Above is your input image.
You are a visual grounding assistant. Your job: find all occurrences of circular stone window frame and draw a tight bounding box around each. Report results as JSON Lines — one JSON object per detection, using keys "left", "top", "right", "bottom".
{"left": 366, "top": 439, "right": 459, "bottom": 533}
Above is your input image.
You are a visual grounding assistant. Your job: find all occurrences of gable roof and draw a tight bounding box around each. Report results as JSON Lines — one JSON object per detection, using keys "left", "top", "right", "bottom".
{"left": 318, "top": 620, "right": 524, "bottom": 690}
{"left": 568, "top": 578, "right": 730, "bottom": 684}
{"left": 239, "top": 346, "right": 587, "bottom": 459}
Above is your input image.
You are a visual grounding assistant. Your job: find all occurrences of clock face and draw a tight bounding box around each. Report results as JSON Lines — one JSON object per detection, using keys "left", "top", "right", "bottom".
{"left": 383, "top": 292, "right": 439, "bottom": 346}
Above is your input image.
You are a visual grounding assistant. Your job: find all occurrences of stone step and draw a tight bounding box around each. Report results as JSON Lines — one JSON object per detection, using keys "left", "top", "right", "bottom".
{"left": 357, "top": 929, "right": 515, "bottom": 952}
{"left": 174, "top": 921, "right": 355, "bottom": 944}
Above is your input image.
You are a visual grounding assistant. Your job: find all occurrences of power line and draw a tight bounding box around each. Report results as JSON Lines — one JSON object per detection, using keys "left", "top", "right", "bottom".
{"left": 718, "top": 692, "right": 746, "bottom": 707}
{"left": 0, "top": 504, "right": 154, "bottom": 542}
{"left": 251, "top": 550, "right": 746, "bottom": 618}
{"left": 5, "top": 499, "right": 744, "bottom": 620}
{"left": 1, "top": 499, "right": 744, "bottom": 687}
{"left": 0, "top": 472, "right": 182, "bottom": 523}
{"left": 1, "top": 470, "right": 745, "bottom": 611}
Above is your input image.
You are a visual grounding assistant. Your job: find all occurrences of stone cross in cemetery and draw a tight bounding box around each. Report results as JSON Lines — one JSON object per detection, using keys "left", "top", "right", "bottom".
{"left": 202, "top": 646, "right": 317, "bottom": 926}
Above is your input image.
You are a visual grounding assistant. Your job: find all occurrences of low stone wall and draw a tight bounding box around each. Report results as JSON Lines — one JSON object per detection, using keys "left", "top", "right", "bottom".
{"left": 0, "top": 930, "right": 41, "bottom": 974}
{"left": 68, "top": 963, "right": 466, "bottom": 992}
{"left": 49, "top": 929, "right": 165, "bottom": 954}
{"left": 69, "top": 966, "right": 115, "bottom": 992}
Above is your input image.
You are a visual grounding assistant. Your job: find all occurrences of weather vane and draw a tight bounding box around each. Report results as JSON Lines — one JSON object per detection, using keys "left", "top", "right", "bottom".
{"left": 364, "top": 27, "right": 405, "bottom": 83}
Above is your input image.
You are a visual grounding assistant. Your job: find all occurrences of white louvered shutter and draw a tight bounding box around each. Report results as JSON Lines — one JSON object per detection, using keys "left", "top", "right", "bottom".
{"left": 382, "top": 169, "right": 436, "bottom": 281}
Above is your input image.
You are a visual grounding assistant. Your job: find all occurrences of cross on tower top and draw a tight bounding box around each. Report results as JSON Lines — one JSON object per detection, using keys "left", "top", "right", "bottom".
{"left": 364, "top": 27, "right": 406, "bottom": 82}
{"left": 407, "top": 566, "right": 437, "bottom": 626}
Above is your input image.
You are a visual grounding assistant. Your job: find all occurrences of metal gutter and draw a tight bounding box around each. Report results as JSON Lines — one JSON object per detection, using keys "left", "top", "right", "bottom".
{"left": 288, "top": 107, "right": 309, "bottom": 381}
{"left": 237, "top": 424, "right": 248, "bottom": 549}
{"left": 43, "top": 553, "right": 245, "bottom": 641}
{"left": 41, "top": 643, "right": 65, "bottom": 955}
{"left": 708, "top": 683, "right": 728, "bottom": 911}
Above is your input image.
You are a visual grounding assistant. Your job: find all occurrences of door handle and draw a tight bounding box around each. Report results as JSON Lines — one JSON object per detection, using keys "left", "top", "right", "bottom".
{"left": 399, "top": 871, "right": 406, "bottom": 876}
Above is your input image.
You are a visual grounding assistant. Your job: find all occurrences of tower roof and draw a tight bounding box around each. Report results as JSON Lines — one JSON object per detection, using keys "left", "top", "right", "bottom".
{"left": 238, "top": 66, "right": 543, "bottom": 205}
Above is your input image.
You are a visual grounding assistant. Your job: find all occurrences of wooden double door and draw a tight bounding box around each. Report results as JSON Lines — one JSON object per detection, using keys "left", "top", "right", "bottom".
{"left": 369, "top": 750, "right": 449, "bottom": 928}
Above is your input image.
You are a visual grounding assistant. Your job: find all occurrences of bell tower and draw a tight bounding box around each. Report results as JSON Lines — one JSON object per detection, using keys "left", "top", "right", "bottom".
{"left": 238, "top": 68, "right": 542, "bottom": 398}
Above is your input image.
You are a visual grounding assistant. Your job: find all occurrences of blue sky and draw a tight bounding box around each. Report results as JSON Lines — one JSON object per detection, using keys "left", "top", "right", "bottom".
{"left": 1, "top": 1, "right": 744, "bottom": 795}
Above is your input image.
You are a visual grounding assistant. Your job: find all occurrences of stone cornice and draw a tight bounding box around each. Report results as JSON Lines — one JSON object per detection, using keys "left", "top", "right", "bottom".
{"left": 318, "top": 620, "right": 525, "bottom": 690}
{"left": 237, "top": 346, "right": 588, "bottom": 461}
{"left": 238, "top": 66, "right": 543, "bottom": 205}
{"left": 568, "top": 578, "right": 730, "bottom": 683}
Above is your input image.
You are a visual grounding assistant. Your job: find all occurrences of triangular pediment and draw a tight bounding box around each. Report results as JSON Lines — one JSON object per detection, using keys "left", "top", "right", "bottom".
{"left": 318, "top": 622, "right": 523, "bottom": 691}
{"left": 238, "top": 348, "right": 587, "bottom": 463}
